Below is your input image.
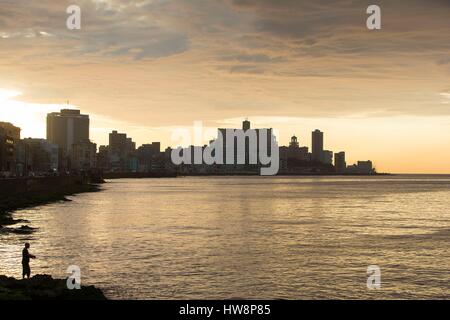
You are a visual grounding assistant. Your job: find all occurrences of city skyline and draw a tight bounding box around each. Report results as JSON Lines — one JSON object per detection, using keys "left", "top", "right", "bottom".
{"left": 1, "top": 99, "right": 449, "bottom": 174}
{"left": 1, "top": 108, "right": 376, "bottom": 176}
{"left": 1, "top": 1, "right": 450, "bottom": 303}
{"left": 1, "top": 1, "right": 450, "bottom": 173}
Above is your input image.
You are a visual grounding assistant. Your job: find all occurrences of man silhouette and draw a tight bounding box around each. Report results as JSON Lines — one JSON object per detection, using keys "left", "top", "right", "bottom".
{"left": 22, "top": 243, "right": 36, "bottom": 279}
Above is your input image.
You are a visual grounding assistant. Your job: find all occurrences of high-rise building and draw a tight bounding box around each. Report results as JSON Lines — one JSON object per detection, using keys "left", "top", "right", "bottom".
{"left": 71, "top": 139, "right": 97, "bottom": 171}
{"left": 0, "top": 122, "right": 20, "bottom": 175}
{"left": 321, "top": 150, "right": 333, "bottom": 165}
{"left": 242, "top": 119, "right": 251, "bottom": 131}
{"left": 47, "top": 109, "right": 89, "bottom": 159}
{"left": 150, "top": 142, "right": 161, "bottom": 154}
{"left": 357, "top": 160, "right": 373, "bottom": 174}
{"left": 312, "top": 129, "right": 323, "bottom": 162}
{"left": 108, "top": 130, "right": 136, "bottom": 172}
{"left": 97, "top": 145, "right": 110, "bottom": 171}
{"left": 137, "top": 142, "right": 161, "bottom": 172}
{"left": 218, "top": 120, "right": 273, "bottom": 167}
{"left": 346, "top": 160, "right": 374, "bottom": 174}
{"left": 334, "top": 152, "right": 346, "bottom": 173}
{"left": 285, "top": 135, "right": 309, "bottom": 161}
{"left": 20, "top": 138, "right": 59, "bottom": 174}
{"left": 0, "top": 122, "right": 20, "bottom": 141}
{"left": 289, "top": 135, "right": 299, "bottom": 148}
{"left": 109, "top": 130, "right": 135, "bottom": 155}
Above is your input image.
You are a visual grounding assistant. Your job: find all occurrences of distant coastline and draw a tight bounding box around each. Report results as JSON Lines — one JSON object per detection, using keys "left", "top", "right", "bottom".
{"left": 181, "top": 172, "right": 392, "bottom": 177}
{"left": 102, "top": 171, "right": 391, "bottom": 179}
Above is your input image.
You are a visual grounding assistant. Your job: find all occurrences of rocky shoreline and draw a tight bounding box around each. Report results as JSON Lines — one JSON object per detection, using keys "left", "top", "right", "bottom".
{"left": 0, "top": 178, "right": 106, "bottom": 299}
{"left": 0, "top": 181, "right": 102, "bottom": 234}
{"left": 0, "top": 274, "right": 107, "bottom": 300}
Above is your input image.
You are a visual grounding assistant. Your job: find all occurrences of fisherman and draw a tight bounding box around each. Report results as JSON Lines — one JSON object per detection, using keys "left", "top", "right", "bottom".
{"left": 22, "top": 243, "right": 36, "bottom": 279}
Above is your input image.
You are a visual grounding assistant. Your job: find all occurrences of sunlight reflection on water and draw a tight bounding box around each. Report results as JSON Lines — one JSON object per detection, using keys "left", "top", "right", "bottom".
{"left": 1, "top": 175, "right": 450, "bottom": 299}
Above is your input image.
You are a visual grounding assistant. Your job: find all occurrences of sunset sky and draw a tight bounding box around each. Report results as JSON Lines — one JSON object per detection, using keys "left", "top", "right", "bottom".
{"left": 1, "top": 0, "right": 450, "bottom": 173}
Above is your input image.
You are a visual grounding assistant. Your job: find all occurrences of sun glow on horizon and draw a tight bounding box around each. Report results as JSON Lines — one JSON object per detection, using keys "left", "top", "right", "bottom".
{"left": 1, "top": 88, "right": 450, "bottom": 174}
{"left": 0, "top": 88, "right": 64, "bottom": 139}
{"left": 0, "top": 89, "right": 22, "bottom": 102}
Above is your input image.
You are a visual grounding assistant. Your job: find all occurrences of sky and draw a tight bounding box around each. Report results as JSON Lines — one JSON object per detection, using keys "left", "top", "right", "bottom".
{"left": 0, "top": 0, "right": 450, "bottom": 173}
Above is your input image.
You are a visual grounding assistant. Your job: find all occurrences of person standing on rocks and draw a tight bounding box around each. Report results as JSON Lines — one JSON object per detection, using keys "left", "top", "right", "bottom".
{"left": 22, "top": 243, "right": 36, "bottom": 279}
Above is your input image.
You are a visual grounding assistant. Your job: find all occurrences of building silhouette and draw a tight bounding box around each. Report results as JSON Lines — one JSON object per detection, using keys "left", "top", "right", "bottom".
{"left": 109, "top": 130, "right": 136, "bottom": 155}
{"left": 358, "top": 161, "right": 373, "bottom": 174}
{"left": 137, "top": 142, "right": 161, "bottom": 172}
{"left": 71, "top": 139, "right": 97, "bottom": 171}
{"left": 334, "top": 152, "right": 346, "bottom": 173}
{"left": 18, "top": 138, "right": 59, "bottom": 175}
{"left": 218, "top": 120, "right": 273, "bottom": 169}
{"left": 311, "top": 129, "right": 323, "bottom": 162}
{"left": 0, "top": 114, "right": 381, "bottom": 176}
{"left": 287, "top": 135, "right": 309, "bottom": 161}
{"left": 289, "top": 135, "right": 299, "bottom": 148}
{"left": 321, "top": 150, "right": 333, "bottom": 165}
{"left": 243, "top": 119, "right": 251, "bottom": 131}
{"left": 107, "top": 130, "right": 137, "bottom": 172}
{"left": 0, "top": 122, "right": 20, "bottom": 175}
{"left": 346, "top": 160, "right": 374, "bottom": 174}
{"left": 47, "top": 109, "right": 90, "bottom": 170}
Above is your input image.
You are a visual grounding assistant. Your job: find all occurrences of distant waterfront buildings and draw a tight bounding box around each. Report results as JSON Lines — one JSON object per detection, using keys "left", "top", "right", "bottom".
{"left": 47, "top": 109, "right": 89, "bottom": 157}
{"left": 311, "top": 129, "right": 324, "bottom": 162}
{"left": 280, "top": 135, "right": 309, "bottom": 167}
{"left": 18, "top": 138, "right": 59, "bottom": 175}
{"left": 334, "top": 152, "right": 346, "bottom": 174}
{"left": 242, "top": 119, "right": 251, "bottom": 131}
{"left": 47, "top": 109, "right": 95, "bottom": 170}
{"left": 98, "top": 131, "right": 165, "bottom": 173}
{"left": 137, "top": 142, "right": 161, "bottom": 172}
{"left": 109, "top": 130, "right": 136, "bottom": 155}
{"left": 71, "top": 139, "right": 97, "bottom": 171}
{"left": 289, "top": 135, "right": 299, "bottom": 148}
{"left": 104, "top": 130, "right": 137, "bottom": 172}
{"left": 288, "top": 136, "right": 310, "bottom": 161}
{"left": 1, "top": 110, "right": 379, "bottom": 176}
{"left": 346, "top": 160, "right": 374, "bottom": 175}
{"left": 280, "top": 131, "right": 332, "bottom": 174}
{"left": 0, "top": 122, "right": 20, "bottom": 175}
{"left": 217, "top": 120, "right": 273, "bottom": 170}
{"left": 321, "top": 150, "right": 333, "bottom": 165}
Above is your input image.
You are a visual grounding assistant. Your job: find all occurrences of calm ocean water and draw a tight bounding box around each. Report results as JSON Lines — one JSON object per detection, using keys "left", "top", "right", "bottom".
{"left": 1, "top": 175, "right": 450, "bottom": 299}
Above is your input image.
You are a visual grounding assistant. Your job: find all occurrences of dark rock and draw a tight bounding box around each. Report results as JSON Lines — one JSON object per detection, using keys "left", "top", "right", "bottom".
{"left": 0, "top": 274, "right": 107, "bottom": 300}
{"left": 5, "top": 225, "right": 37, "bottom": 234}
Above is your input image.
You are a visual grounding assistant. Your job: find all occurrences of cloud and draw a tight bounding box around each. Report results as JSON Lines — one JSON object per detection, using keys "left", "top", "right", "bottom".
{"left": 221, "top": 53, "right": 285, "bottom": 63}
{"left": 1, "top": 0, "right": 450, "bottom": 121}
{"left": 2, "top": 0, "right": 450, "bottom": 63}
{"left": 0, "top": 0, "right": 190, "bottom": 60}
{"left": 223, "top": 0, "right": 450, "bottom": 62}
{"left": 437, "top": 57, "right": 450, "bottom": 65}
{"left": 440, "top": 93, "right": 450, "bottom": 104}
